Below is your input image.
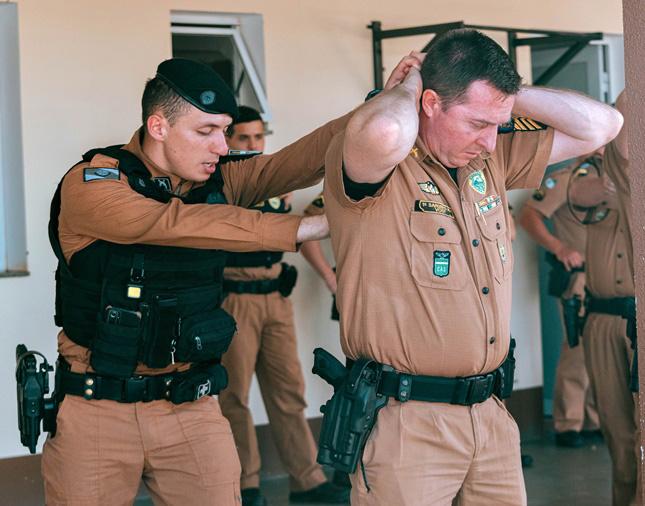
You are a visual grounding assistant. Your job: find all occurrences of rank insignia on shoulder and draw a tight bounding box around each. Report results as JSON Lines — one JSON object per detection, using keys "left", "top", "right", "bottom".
{"left": 497, "top": 117, "right": 547, "bottom": 134}
{"left": 312, "top": 195, "right": 325, "bottom": 208}
{"left": 433, "top": 250, "right": 451, "bottom": 278}
{"left": 468, "top": 170, "right": 487, "bottom": 195}
{"left": 83, "top": 167, "right": 120, "bottom": 182}
{"left": 532, "top": 189, "right": 545, "bottom": 201}
{"left": 418, "top": 180, "right": 440, "bottom": 195}
{"left": 414, "top": 200, "right": 455, "bottom": 218}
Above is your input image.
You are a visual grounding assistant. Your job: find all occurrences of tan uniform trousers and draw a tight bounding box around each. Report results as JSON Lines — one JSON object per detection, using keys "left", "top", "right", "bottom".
{"left": 351, "top": 396, "right": 525, "bottom": 506}
{"left": 552, "top": 304, "right": 599, "bottom": 432}
{"left": 583, "top": 313, "right": 641, "bottom": 506}
{"left": 219, "top": 292, "right": 326, "bottom": 491}
{"left": 42, "top": 394, "right": 241, "bottom": 505}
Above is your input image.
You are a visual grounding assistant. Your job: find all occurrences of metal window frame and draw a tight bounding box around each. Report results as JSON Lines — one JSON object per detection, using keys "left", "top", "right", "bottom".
{"left": 171, "top": 25, "right": 272, "bottom": 122}
{"left": 368, "top": 20, "right": 604, "bottom": 88}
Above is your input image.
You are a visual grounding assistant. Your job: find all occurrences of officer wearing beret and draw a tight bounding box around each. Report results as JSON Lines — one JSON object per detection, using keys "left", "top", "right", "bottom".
{"left": 43, "top": 58, "right": 349, "bottom": 505}
{"left": 323, "top": 30, "right": 622, "bottom": 505}
{"left": 219, "top": 107, "right": 349, "bottom": 505}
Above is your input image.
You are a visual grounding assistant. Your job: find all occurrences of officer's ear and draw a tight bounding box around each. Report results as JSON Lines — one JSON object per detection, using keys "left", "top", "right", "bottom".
{"left": 421, "top": 89, "right": 441, "bottom": 119}
{"left": 146, "top": 113, "right": 169, "bottom": 141}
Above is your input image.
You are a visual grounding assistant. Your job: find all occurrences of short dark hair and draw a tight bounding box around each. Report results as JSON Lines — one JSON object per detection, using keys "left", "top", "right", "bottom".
{"left": 227, "top": 105, "right": 263, "bottom": 136}
{"left": 420, "top": 29, "right": 521, "bottom": 109}
{"left": 141, "top": 77, "right": 191, "bottom": 126}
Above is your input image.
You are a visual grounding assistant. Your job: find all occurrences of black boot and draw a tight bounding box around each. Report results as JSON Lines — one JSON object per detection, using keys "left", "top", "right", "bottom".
{"left": 555, "top": 430, "right": 584, "bottom": 448}
{"left": 241, "top": 487, "right": 268, "bottom": 506}
{"left": 289, "top": 481, "right": 350, "bottom": 504}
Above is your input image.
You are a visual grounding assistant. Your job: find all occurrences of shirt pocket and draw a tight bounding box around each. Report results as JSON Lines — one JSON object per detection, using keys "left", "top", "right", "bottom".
{"left": 475, "top": 205, "right": 512, "bottom": 284}
{"left": 409, "top": 212, "right": 468, "bottom": 290}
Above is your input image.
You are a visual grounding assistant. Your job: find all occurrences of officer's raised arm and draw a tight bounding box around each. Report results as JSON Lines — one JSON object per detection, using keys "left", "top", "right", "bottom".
{"left": 512, "top": 86, "right": 623, "bottom": 165}
{"left": 342, "top": 63, "right": 423, "bottom": 184}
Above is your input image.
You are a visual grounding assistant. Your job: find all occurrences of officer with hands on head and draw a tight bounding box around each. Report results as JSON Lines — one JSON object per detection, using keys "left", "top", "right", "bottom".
{"left": 569, "top": 91, "right": 639, "bottom": 506}
{"left": 322, "top": 29, "right": 622, "bottom": 505}
{"left": 218, "top": 106, "right": 349, "bottom": 506}
{"left": 518, "top": 153, "right": 601, "bottom": 448}
{"left": 43, "top": 58, "right": 352, "bottom": 506}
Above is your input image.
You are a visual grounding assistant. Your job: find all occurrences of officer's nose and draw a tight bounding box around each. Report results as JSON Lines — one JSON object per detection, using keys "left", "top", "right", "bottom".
{"left": 476, "top": 126, "right": 498, "bottom": 153}
{"left": 211, "top": 134, "right": 229, "bottom": 157}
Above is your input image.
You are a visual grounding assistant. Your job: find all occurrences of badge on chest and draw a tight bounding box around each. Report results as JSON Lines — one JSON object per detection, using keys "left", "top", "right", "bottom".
{"left": 433, "top": 250, "right": 451, "bottom": 277}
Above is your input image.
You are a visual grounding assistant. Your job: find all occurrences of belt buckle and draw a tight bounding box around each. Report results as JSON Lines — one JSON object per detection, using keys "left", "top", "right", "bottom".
{"left": 467, "top": 375, "right": 494, "bottom": 404}
{"left": 124, "top": 375, "right": 148, "bottom": 402}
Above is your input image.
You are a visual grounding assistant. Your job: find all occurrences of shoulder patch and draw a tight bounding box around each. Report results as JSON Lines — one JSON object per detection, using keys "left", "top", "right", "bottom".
{"left": 532, "top": 189, "right": 545, "bottom": 201}
{"left": 498, "top": 117, "right": 547, "bottom": 134}
{"left": 83, "top": 167, "right": 120, "bottom": 182}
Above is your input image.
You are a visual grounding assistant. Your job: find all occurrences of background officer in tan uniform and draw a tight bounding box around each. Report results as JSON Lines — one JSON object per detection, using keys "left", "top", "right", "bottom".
{"left": 570, "top": 91, "right": 639, "bottom": 506}
{"left": 324, "top": 30, "right": 622, "bottom": 505}
{"left": 219, "top": 107, "right": 348, "bottom": 506}
{"left": 301, "top": 194, "right": 337, "bottom": 299}
{"left": 519, "top": 157, "right": 601, "bottom": 448}
{"left": 42, "top": 58, "right": 350, "bottom": 506}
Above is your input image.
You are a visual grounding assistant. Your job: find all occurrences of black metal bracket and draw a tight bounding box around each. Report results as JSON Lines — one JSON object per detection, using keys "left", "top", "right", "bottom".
{"left": 368, "top": 21, "right": 603, "bottom": 88}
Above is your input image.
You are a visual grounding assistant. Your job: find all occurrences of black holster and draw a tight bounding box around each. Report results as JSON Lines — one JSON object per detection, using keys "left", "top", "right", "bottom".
{"left": 561, "top": 295, "right": 582, "bottom": 348}
{"left": 278, "top": 263, "right": 298, "bottom": 297}
{"left": 312, "top": 348, "right": 388, "bottom": 474}
{"left": 627, "top": 315, "right": 638, "bottom": 393}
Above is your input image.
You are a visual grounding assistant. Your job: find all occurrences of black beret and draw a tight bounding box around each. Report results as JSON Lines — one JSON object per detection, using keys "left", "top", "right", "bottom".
{"left": 156, "top": 58, "right": 239, "bottom": 120}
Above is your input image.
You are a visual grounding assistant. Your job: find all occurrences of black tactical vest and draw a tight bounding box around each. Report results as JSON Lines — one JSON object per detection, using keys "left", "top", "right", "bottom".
{"left": 225, "top": 197, "right": 291, "bottom": 268}
{"left": 49, "top": 145, "right": 238, "bottom": 377}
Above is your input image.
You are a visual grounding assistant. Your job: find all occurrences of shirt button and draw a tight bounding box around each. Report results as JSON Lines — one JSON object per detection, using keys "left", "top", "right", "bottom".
{"left": 489, "top": 336, "right": 496, "bottom": 344}
{"left": 472, "top": 239, "right": 480, "bottom": 247}
{"left": 438, "top": 227, "right": 446, "bottom": 236}
{"left": 617, "top": 279, "right": 623, "bottom": 284}
{"left": 482, "top": 287, "right": 490, "bottom": 295}
{"left": 618, "top": 253, "right": 624, "bottom": 258}
{"left": 496, "top": 222, "right": 501, "bottom": 230}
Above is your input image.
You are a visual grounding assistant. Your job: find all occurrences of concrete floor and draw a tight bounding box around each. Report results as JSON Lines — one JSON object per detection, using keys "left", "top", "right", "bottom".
{"left": 131, "top": 435, "right": 612, "bottom": 506}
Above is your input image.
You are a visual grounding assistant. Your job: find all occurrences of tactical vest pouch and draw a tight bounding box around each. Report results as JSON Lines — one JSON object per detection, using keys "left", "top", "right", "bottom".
{"left": 169, "top": 361, "right": 228, "bottom": 404}
{"left": 175, "top": 309, "right": 237, "bottom": 363}
{"left": 313, "top": 348, "right": 388, "bottom": 474}
{"left": 141, "top": 295, "right": 178, "bottom": 368}
{"left": 91, "top": 306, "right": 142, "bottom": 378}
{"left": 278, "top": 263, "right": 298, "bottom": 297}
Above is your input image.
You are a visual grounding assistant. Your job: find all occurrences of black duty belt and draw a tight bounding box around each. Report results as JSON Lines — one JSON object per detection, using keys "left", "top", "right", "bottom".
{"left": 57, "top": 358, "right": 227, "bottom": 404}
{"left": 378, "top": 369, "right": 500, "bottom": 405}
{"left": 374, "top": 338, "right": 516, "bottom": 406}
{"left": 223, "top": 277, "right": 280, "bottom": 295}
{"left": 587, "top": 296, "right": 635, "bottom": 318}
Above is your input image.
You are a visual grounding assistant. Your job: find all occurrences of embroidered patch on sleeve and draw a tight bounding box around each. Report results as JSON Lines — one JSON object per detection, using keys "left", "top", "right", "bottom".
{"left": 83, "top": 167, "right": 120, "bottom": 182}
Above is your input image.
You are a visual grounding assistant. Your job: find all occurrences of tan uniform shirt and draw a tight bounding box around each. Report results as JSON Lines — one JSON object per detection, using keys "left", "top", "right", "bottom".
{"left": 223, "top": 197, "right": 290, "bottom": 282}
{"left": 523, "top": 164, "right": 587, "bottom": 254}
{"left": 58, "top": 113, "right": 349, "bottom": 373}
{"left": 324, "top": 127, "right": 554, "bottom": 377}
{"left": 585, "top": 140, "right": 633, "bottom": 298}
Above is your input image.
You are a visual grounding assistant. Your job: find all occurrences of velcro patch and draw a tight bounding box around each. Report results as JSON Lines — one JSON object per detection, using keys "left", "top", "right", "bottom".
{"left": 83, "top": 167, "right": 120, "bottom": 182}
{"left": 414, "top": 200, "right": 455, "bottom": 218}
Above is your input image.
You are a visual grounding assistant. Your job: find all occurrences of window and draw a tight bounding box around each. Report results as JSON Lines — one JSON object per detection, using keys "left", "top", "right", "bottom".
{"left": 0, "top": 3, "right": 28, "bottom": 276}
{"left": 171, "top": 11, "right": 271, "bottom": 121}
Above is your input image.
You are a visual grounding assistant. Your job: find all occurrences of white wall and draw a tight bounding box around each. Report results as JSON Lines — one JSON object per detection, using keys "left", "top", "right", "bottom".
{"left": 0, "top": 0, "right": 623, "bottom": 459}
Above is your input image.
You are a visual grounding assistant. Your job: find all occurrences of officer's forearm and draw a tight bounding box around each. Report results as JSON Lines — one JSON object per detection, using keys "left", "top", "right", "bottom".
{"left": 513, "top": 86, "right": 623, "bottom": 163}
{"left": 301, "top": 240, "right": 335, "bottom": 282}
{"left": 296, "top": 214, "right": 330, "bottom": 243}
{"left": 518, "top": 205, "right": 562, "bottom": 254}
